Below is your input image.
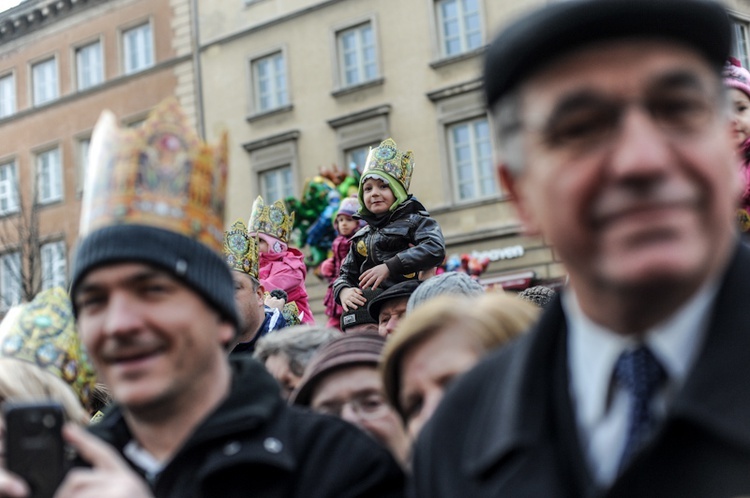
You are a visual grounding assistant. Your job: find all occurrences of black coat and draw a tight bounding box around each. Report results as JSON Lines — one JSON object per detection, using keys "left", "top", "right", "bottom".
{"left": 88, "top": 357, "right": 405, "bottom": 498}
{"left": 411, "top": 243, "right": 750, "bottom": 498}
{"left": 333, "top": 196, "right": 445, "bottom": 301}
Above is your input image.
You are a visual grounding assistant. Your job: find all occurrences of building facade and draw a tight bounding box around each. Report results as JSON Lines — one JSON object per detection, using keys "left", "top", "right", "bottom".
{"left": 0, "top": 0, "right": 197, "bottom": 313}
{"left": 197, "top": 0, "right": 750, "bottom": 321}
{"left": 3, "top": 0, "right": 750, "bottom": 322}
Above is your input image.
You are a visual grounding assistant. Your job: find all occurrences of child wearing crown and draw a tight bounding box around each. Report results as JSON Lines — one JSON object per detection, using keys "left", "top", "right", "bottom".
{"left": 320, "top": 196, "right": 362, "bottom": 329}
{"left": 333, "top": 138, "right": 446, "bottom": 314}
{"left": 248, "top": 196, "right": 315, "bottom": 324}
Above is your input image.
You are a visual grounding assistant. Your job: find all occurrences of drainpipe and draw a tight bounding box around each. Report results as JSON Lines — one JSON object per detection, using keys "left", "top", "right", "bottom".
{"left": 190, "top": 0, "right": 205, "bottom": 139}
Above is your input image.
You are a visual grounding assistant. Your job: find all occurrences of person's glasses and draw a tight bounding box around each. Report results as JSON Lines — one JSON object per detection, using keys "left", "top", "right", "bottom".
{"left": 519, "top": 80, "right": 719, "bottom": 155}
{"left": 315, "top": 392, "right": 391, "bottom": 420}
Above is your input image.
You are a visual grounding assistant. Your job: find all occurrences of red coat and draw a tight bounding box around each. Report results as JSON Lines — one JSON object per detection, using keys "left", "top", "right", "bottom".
{"left": 322, "top": 234, "right": 352, "bottom": 329}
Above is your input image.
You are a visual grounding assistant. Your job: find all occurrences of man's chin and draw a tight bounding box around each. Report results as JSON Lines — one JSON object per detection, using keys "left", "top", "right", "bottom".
{"left": 599, "top": 249, "right": 706, "bottom": 292}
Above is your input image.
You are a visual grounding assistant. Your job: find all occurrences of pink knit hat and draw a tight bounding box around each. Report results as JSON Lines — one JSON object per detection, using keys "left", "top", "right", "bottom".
{"left": 337, "top": 196, "right": 360, "bottom": 219}
{"left": 724, "top": 57, "right": 750, "bottom": 98}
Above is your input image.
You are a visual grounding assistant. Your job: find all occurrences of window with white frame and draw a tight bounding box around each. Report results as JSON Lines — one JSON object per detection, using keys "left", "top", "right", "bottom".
{"left": 0, "top": 74, "right": 15, "bottom": 118}
{"left": 122, "top": 23, "right": 154, "bottom": 74}
{"left": 345, "top": 143, "right": 378, "bottom": 173}
{"left": 36, "top": 148, "right": 63, "bottom": 204}
{"left": 448, "top": 117, "right": 497, "bottom": 201}
{"left": 252, "top": 52, "right": 288, "bottom": 113}
{"left": 41, "top": 241, "right": 66, "bottom": 290}
{"left": 0, "top": 162, "right": 18, "bottom": 216}
{"left": 337, "top": 23, "right": 378, "bottom": 87}
{"left": 260, "top": 166, "right": 294, "bottom": 203}
{"left": 32, "top": 57, "right": 58, "bottom": 106}
{"left": 76, "top": 41, "right": 104, "bottom": 90}
{"left": 436, "top": 0, "right": 482, "bottom": 58}
{"left": 0, "top": 251, "right": 21, "bottom": 311}
{"left": 77, "top": 138, "right": 90, "bottom": 194}
{"left": 734, "top": 19, "right": 750, "bottom": 70}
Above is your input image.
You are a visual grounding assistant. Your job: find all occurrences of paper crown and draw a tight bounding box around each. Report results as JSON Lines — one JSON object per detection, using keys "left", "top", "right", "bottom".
{"left": 224, "top": 220, "right": 260, "bottom": 279}
{"left": 363, "top": 138, "right": 414, "bottom": 192}
{"left": 79, "top": 98, "right": 228, "bottom": 252}
{"left": 248, "top": 196, "right": 295, "bottom": 244}
{"left": 0, "top": 287, "right": 97, "bottom": 410}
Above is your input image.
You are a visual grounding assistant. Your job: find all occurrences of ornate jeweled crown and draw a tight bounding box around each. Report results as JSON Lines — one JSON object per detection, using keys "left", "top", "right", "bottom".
{"left": 363, "top": 138, "right": 414, "bottom": 192}
{"left": 79, "top": 98, "right": 228, "bottom": 252}
{"left": 224, "top": 220, "right": 259, "bottom": 279}
{"left": 0, "top": 287, "right": 97, "bottom": 410}
{"left": 248, "top": 196, "right": 295, "bottom": 244}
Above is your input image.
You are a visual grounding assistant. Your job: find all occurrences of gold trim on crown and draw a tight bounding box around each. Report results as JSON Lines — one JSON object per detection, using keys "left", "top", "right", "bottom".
{"left": 248, "top": 196, "right": 295, "bottom": 244}
{"left": 223, "top": 220, "right": 259, "bottom": 279}
{"left": 363, "top": 138, "right": 414, "bottom": 191}
{"left": 0, "top": 287, "right": 97, "bottom": 410}
{"left": 80, "top": 98, "right": 228, "bottom": 252}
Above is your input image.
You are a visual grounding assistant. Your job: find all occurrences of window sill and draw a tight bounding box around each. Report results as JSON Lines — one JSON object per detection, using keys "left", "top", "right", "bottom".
{"left": 0, "top": 209, "right": 19, "bottom": 219}
{"left": 36, "top": 199, "right": 64, "bottom": 209}
{"left": 429, "top": 193, "right": 507, "bottom": 215}
{"left": 331, "top": 77, "right": 384, "bottom": 98}
{"left": 246, "top": 104, "right": 294, "bottom": 123}
{"left": 429, "top": 47, "right": 486, "bottom": 70}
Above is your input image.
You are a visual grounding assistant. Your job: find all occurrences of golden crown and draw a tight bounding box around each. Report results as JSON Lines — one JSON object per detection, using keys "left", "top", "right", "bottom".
{"left": 0, "top": 287, "right": 97, "bottom": 410}
{"left": 79, "top": 98, "right": 228, "bottom": 252}
{"left": 248, "top": 196, "right": 295, "bottom": 244}
{"left": 224, "top": 220, "right": 260, "bottom": 279}
{"left": 363, "top": 138, "right": 414, "bottom": 192}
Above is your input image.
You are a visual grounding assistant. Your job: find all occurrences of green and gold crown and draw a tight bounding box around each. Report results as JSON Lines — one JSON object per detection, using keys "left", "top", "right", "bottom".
{"left": 0, "top": 287, "right": 97, "bottom": 410}
{"left": 79, "top": 98, "right": 228, "bottom": 252}
{"left": 224, "top": 220, "right": 259, "bottom": 279}
{"left": 363, "top": 138, "right": 414, "bottom": 192}
{"left": 248, "top": 196, "right": 295, "bottom": 243}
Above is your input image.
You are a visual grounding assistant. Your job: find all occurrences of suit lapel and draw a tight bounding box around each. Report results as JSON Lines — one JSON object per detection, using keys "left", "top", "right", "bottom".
{"left": 463, "top": 297, "right": 591, "bottom": 496}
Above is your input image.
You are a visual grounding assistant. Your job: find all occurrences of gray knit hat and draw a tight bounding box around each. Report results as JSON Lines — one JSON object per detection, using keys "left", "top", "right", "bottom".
{"left": 406, "top": 271, "right": 484, "bottom": 313}
{"left": 517, "top": 285, "right": 557, "bottom": 309}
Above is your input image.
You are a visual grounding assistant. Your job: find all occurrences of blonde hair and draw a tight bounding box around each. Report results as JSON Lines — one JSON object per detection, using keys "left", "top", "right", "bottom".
{"left": 381, "top": 293, "right": 539, "bottom": 419}
{"left": 0, "top": 358, "right": 89, "bottom": 424}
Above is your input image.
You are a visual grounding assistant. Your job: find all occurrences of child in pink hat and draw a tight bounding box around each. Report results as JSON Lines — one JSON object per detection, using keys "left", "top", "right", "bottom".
{"left": 320, "top": 196, "right": 362, "bottom": 329}
{"left": 724, "top": 57, "right": 750, "bottom": 232}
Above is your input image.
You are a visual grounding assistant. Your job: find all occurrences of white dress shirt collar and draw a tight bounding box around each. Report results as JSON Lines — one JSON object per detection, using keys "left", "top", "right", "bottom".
{"left": 566, "top": 280, "right": 719, "bottom": 432}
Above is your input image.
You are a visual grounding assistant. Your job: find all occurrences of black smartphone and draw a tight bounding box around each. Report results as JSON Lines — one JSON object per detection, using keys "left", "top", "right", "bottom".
{"left": 3, "top": 402, "right": 66, "bottom": 498}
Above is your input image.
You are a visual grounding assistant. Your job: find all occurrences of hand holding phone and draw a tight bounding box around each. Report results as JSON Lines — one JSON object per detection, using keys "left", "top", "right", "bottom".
{"left": 3, "top": 402, "right": 65, "bottom": 498}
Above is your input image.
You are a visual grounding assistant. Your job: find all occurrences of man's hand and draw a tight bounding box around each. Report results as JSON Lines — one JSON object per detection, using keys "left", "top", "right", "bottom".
{"left": 359, "top": 264, "right": 390, "bottom": 290}
{"left": 54, "top": 424, "right": 153, "bottom": 498}
{"left": 340, "top": 287, "right": 366, "bottom": 312}
{"left": 0, "top": 468, "right": 30, "bottom": 497}
{"left": 264, "top": 296, "right": 285, "bottom": 310}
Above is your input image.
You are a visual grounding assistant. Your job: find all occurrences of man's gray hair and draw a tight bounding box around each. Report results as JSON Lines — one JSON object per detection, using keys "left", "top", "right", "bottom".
{"left": 491, "top": 89, "right": 526, "bottom": 178}
{"left": 253, "top": 325, "right": 342, "bottom": 377}
{"left": 407, "top": 271, "right": 485, "bottom": 313}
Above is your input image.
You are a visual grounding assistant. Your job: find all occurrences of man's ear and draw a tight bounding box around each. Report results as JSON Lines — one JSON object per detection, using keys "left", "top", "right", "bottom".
{"left": 498, "top": 163, "right": 540, "bottom": 236}
{"left": 256, "top": 284, "right": 265, "bottom": 304}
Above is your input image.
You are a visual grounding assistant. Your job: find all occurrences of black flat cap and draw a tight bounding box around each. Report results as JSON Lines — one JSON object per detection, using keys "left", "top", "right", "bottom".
{"left": 484, "top": 0, "right": 731, "bottom": 109}
{"left": 367, "top": 280, "right": 421, "bottom": 321}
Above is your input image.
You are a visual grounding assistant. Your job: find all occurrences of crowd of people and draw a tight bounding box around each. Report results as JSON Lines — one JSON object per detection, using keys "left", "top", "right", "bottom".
{"left": 0, "top": 0, "right": 750, "bottom": 496}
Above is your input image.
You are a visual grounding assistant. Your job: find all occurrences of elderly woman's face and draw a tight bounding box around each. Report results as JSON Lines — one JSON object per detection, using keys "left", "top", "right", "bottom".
{"left": 310, "top": 366, "right": 409, "bottom": 466}
{"left": 399, "top": 329, "right": 483, "bottom": 439}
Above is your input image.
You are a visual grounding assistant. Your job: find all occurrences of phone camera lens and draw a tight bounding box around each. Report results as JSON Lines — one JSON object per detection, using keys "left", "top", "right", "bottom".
{"left": 42, "top": 414, "right": 56, "bottom": 429}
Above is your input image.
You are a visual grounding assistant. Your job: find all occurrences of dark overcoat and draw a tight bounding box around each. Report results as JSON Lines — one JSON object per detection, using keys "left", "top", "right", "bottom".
{"left": 411, "top": 243, "right": 750, "bottom": 498}
{"left": 89, "top": 357, "right": 405, "bottom": 498}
